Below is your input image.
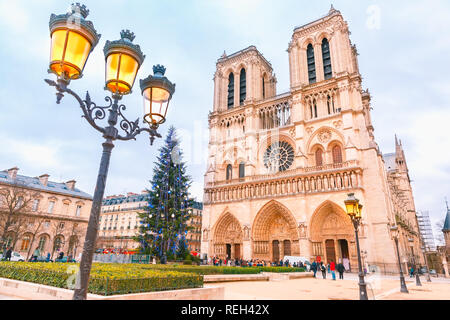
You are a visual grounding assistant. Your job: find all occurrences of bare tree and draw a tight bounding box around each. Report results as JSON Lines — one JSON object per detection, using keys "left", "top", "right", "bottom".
{"left": 0, "top": 182, "right": 39, "bottom": 253}
{"left": 49, "top": 220, "right": 66, "bottom": 260}
{"left": 67, "top": 222, "right": 85, "bottom": 260}
{"left": 24, "top": 215, "right": 48, "bottom": 261}
{"left": 434, "top": 218, "right": 445, "bottom": 246}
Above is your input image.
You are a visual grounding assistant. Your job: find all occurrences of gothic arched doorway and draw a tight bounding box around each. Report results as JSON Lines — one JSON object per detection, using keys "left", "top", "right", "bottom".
{"left": 252, "top": 200, "right": 299, "bottom": 262}
{"left": 213, "top": 212, "right": 243, "bottom": 260}
{"left": 310, "top": 201, "right": 355, "bottom": 269}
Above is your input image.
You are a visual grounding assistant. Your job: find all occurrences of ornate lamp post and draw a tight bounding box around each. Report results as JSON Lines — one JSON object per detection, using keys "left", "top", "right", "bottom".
{"left": 344, "top": 193, "right": 368, "bottom": 300}
{"left": 45, "top": 4, "right": 176, "bottom": 300}
{"left": 408, "top": 238, "right": 422, "bottom": 286}
{"left": 390, "top": 225, "right": 409, "bottom": 293}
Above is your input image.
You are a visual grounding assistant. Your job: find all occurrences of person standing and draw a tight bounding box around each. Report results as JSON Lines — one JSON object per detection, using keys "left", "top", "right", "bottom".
{"left": 32, "top": 247, "right": 40, "bottom": 262}
{"left": 4, "top": 247, "right": 12, "bottom": 261}
{"left": 337, "top": 259, "right": 345, "bottom": 280}
{"left": 330, "top": 260, "right": 336, "bottom": 280}
{"left": 311, "top": 261, "right": 317, "bottom": 278}
{"left": 321, "top": 262, "right": 327, "bottom": 279}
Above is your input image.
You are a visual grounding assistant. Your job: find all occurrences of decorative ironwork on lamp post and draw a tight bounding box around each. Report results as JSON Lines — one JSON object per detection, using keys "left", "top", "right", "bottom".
{"left": 45, "top": 3, "right": 176, "bottom": 300}
{"left": 408, "top": 238, "right": 422, "bottom": 286}
{"left": 390, "top": 225, "right": 409, "bottom": 293}
{"left": 344, "top": 193, "right": 369, "bottom": 300}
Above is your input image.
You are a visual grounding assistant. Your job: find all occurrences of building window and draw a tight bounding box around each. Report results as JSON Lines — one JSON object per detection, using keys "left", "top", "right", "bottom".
{"left": 48, "top": 201, "right": 55, "bottom": 214}
{"left": 227, "top": 73, "right": 234, "bottom": 109}
{"left": 307, "top": 44, "right": 316, "bottom": 84}
{"left": 59, "top": 222, "right": 65, "bottom": 229}
{"left": 63, "top": 203, "right": 69, "bottom": 215}
{"left": 226, "top": 164, "right": 232, "bottom": 181}
{"left": 327, "top": 95, "right": 335, "bottom": 115}
{"left": 322, "top": 38, "right": 332, "bottom": 80}
{"left": 262, "top": 77, "right": 265, "bottom": 99}
{"left": 75, "top": 205, "right": 82, "bottom": 216}
{"left": 239, "top": 68, "right": 246, "bottom": 105}
{"left": 332, "top": 146, "right": 343, "bottom": 164}
{"left": 20, "top": 235, "right": 31, "bottom": 251}
{"left": 239, "top": 163, "right": 245, "bottom": 178}
{"left": 38, "top": 236, "right": 47, "bottom": 251}
{"left": 32, "top": 199, "right": 40, "bottom": 212}
{"left": 315, "top": 149, "right": 323, "bottom": 167}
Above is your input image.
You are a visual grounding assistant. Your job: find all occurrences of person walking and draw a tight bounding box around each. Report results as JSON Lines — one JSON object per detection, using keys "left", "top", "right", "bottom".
{"left": 311, "top": 261, "right": 317, "bottom": 278}
{"left": 321, "top": 262, "right": 327, "bottom": 279}
{"left": 410, "top": 266, "right": 414, "bottom": 278}
{"left": 330, "top": 260, "right": 336, "bottom": 280}
{"left": 337, "top": 259, "right": 345, "bottom": 280}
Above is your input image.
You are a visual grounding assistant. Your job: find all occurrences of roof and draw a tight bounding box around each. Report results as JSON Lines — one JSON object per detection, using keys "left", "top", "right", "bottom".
{"left": 0, "top": 171, "right": 92, "bottom": 200}
{"left": 217, "top": 45, "right": 273, "bottom": 70}
{"left": 102, "top": 193, "right": 150, "bottom": 206}
{"left": 444, "top": 206, "right": 450, "bottom": 232}
{"left": 293, "top": 5, "right": 341, "bottom": 33}
{"left": 190, "top": 201, "right": 203, "bottom": 210}
{"left": 382, "top": 153, "right": 397, "bottom": 172}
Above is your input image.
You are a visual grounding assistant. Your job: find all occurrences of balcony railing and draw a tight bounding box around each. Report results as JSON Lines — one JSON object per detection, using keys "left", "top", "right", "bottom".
{"left": 205, "top": 160, "right": 362, "bottom": 204}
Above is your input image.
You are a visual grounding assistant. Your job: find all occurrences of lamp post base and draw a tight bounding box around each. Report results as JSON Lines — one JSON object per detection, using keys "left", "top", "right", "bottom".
{"left": 400, "top": 276, "right": 409, "bottom": 293}
{"left": 415, "top": 273, "right": 422, "bottom": 286}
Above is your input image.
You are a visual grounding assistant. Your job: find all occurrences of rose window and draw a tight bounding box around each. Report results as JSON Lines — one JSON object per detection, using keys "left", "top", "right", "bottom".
{"left": 263, "top": 141, "right": 295, "bottom": 172}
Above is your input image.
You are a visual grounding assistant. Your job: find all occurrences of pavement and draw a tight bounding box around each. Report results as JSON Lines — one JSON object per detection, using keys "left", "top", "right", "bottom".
{"left": 204, "top": 273, "right": 450, "bottom": 300}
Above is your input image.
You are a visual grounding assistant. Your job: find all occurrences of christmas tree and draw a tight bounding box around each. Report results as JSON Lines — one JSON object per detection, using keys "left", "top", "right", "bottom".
{"left": 136, "top": 126, "right": 193, "bottom": 262}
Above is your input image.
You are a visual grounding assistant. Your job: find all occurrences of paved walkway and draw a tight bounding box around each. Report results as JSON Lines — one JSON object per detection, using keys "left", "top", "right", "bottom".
{"left": 204, "top": 273, "right": 450, "bottom": 300}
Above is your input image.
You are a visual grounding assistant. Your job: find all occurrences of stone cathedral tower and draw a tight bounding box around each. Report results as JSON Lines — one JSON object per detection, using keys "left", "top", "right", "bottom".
{"left": 201, "top": 7, "right": 422, "bottom": 271}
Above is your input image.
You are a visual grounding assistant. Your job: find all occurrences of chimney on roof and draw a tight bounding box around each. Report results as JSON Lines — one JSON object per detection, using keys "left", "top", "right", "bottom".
{"left": 127, "top": 192, "right": 138, "bottom": 197}
{"left": 65, "top": 180, "right": 76, "bottom": 190}
{"left": 7, "top": 167, "right": 19, "bottom": 179}
{"left": 141, "top": 190, "right": 149, "bottom": 194}
{"left": 39, "top": 174, "right": 49, "bottom": 186}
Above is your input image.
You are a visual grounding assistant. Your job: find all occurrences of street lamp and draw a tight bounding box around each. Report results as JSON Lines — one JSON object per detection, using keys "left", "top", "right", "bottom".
{"left": 408, "top": 238, "right": 422, "bottom": 286}
{"left": 390, "top": 225, "right": 409, "bottom": 293}
{"left": 45, "top": 4, "right": 176, "bottom": 300}
{"left": 344, "top": 193, "right": 369, "bottom": 300}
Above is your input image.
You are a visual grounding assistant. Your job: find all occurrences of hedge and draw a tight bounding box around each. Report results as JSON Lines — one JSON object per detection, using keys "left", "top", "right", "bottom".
{"left": 139, "top": 265, "right": 306, "bottom": 275}
{"left": 0, "top": 262, "right": 203, "bottom": 296}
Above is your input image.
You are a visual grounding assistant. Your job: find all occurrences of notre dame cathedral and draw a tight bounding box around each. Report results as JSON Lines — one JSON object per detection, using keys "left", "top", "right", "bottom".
{"left": 201, "top": 6, "right": 423, "bottom": 273}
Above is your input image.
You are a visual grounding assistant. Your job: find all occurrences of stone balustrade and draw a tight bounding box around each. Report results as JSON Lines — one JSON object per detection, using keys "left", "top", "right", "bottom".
{"left": 204, "top": 160, "right": 362, "bottom": 204}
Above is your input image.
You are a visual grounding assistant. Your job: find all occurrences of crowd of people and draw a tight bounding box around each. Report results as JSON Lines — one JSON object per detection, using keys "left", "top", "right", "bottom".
{"left": 208, "top": 256, "right": 310, "bottom": 269}
{"left": 206, "top": 256, "right": 354, "bottom": 281}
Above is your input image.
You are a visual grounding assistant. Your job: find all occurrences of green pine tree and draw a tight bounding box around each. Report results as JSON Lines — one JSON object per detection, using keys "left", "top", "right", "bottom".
{"left": 135, "top": 126, "right": 193, "bottom": 261}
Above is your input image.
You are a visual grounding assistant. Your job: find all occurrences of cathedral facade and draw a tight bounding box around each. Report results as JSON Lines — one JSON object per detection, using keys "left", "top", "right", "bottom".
{"left": 201, "top": 7, "right": 423, "bottom": 272}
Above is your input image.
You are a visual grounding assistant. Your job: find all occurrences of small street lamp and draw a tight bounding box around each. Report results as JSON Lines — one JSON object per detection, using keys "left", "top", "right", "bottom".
{"left": 390, "top": 225, "right": 409, "bottom": 293}
{"left": 408, "top": 238, "right": 422, "bottom": 286}
{"left": 344, "top": 193, "right": 369, "bottom": 300}
{"left": 45, "top": 4, "right": 175, "bottom": 300}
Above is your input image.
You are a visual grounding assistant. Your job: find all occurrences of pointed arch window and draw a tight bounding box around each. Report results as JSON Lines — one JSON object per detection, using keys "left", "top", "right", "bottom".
{"left": 239, "top": 162, "right": 245, "bottom": 178}
{"left": 307, "top": 44, "right": 316, "bottom": 84}
{"left": 262, "top": 77, "right": 265, "bottom": 99}
{"left": 239, "top": 68, "right": 246, "bottom": 105}
{"left": 332, "top": 145, "right": 343, "bottom": 164}
{"left": 327, "top": 95, "right": 332, "bottom": 115}
{"left": 313, "top": 99, "right": 318, "bottom": 118}
{"left": 315, "top": 149, "right": 323, "bottom": 167}
{"left": 322, "top": 38, "right": 332, "bottom": 80}
{"left": 227, "top": 73, "right": 234, "bottom": 109}
{"left": 226, "top": 164, "right": 233, "bottom": 181}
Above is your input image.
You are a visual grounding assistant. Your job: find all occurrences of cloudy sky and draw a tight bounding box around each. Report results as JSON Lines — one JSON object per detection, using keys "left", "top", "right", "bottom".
{"left": 0, "top": 0, "right": 449, "bottom": 243}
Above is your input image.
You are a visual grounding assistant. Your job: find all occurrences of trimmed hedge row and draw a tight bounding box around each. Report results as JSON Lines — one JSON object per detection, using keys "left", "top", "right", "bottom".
{"left": 139, "top": 264, "right": 306, "bottom": 275}
{"left": 0, "top": 262, "right": 203, "bottom": 296}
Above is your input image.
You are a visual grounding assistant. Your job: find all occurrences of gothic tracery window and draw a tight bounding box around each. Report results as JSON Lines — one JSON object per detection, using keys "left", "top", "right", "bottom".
{"left": 239, "top": 162, "right": 245, "bottom": 178}
{"left": 264, "top": 142, "right": 295, "bottom": 172}
{"left": 227, "top": 73, "right": 234, "bottom": 109}
{"left": 307, "top": 44, "right": 316, "bottom": 84}
{"left": 332, "top": 145, "right": 343, "bottom": 164}
{"left": 322, "top": 38, "right": 332, "bottom": 80}
{"left": 239, "top": 68, "right": 246, "bottom": 105}
{"left": 226, "top": 164, "right": 233, "bottom": 181}
{"left": 315, "top": 149, "right": 323, "bottom": 167}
